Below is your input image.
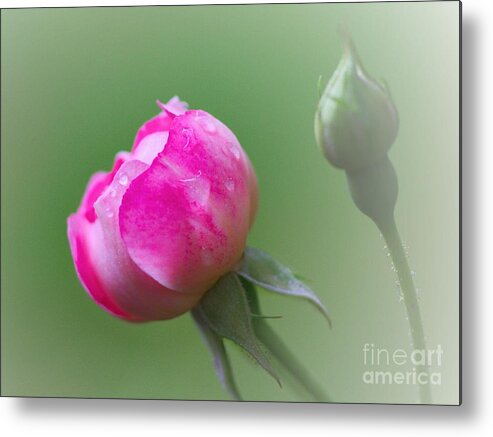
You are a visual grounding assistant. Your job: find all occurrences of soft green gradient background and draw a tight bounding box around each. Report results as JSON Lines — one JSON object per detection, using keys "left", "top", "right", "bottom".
{"left": 1, "top": 3, "right": 459, "bottom": 404}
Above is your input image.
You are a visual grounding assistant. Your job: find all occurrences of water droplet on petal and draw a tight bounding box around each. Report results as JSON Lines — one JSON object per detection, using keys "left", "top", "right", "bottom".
{"left": 109, "top": 188, "right": 117, "bottom": 198}
{"left": 118, "top": 174, "right": 128, "bottom": 186}
{"left": 203, "top": 119, "right": 217, "bottom": 134}
{"left": 105, "top": 206, "right": 114, "bottom": 218}
{"left": 179, "top": 170, "right": 202, "bottom": 183}
{"left": 181, "top": 172, "right": 210, "bottom": 207}
{"left": 201, "top": 247, "right": 214, "bottom": 265}
{"left": 182, "top": 128, "right": 193, "bottom": 151}
{"left": 226, "top": 141, "right": 241, "bottom": 160}
{"left": 225, "top": 177, "right": 235, "bottom": 192}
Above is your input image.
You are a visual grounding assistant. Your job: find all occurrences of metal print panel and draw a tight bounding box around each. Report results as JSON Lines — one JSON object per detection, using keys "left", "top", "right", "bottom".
{"left": 0, "top": 1, "right": 461, "bottom": 405}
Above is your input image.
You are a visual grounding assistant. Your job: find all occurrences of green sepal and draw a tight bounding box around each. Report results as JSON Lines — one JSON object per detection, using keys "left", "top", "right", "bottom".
{"left": 237, "top": 247, "right": 332, "bottom": 327}
{"left": 194, "top": 272, "right": 281, "bottom": 393}
{"left": 191, "top": 305, "right": 241, "bottom": 400}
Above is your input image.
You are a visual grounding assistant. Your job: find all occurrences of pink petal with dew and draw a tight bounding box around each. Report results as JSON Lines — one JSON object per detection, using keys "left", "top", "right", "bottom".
{"left": 67, "top": 213, "right": 141, "bottom": 321}
{"left": 158, "top": 96, "right": 189, "bottom": 116}
{"left": 93, "top": 160, "right": 202, "bottom": 320}
{"left": 246, "top": 157, "right": 259, "bottom": 229}
{"left": 120, "top": 110, "right": 254, "bottom": 294}
{"left": 132, "top": 96, "right": 188, "bottom": 154}
{"left": 132, "top": 131, "right": 169, "bottom": 165}
{"left": 81, "top": 152, "right": 130, "bottom": 223}
{"left": 81, "top": 172, "right": 109, "bottom": 223}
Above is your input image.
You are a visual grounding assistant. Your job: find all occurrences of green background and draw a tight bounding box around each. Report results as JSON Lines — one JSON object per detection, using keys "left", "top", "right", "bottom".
{"left": 1, "top": 2, "right": 459, "bottom": 404}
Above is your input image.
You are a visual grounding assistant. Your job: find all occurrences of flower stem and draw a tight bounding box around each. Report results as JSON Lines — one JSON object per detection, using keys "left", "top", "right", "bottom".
{"left": 379, "top": 216, "right": 432, "bottom": 404}
{"left": 253, "top": 319, "right": 331, "bottom": 402}
{"left": 241, "top": 278, "right": 331, "bottom": 402}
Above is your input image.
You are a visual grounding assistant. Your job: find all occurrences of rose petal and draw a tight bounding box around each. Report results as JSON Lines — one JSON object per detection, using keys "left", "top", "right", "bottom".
{"left": 107, "top": 151, "right": 131, "bottom": 183}
{"left": 80, "top": 152, "right": 130, "bottom": 223}
{"left": 132, "top": 131, "right": 169, "bottom": 165}
{"left": 157, "top": 96, "right": 189, "bottom": 116}
{"left": 132, "top": 96, "right": 188, "bottom": 154}
{"left": 119, "top": 110, "right": 253, "bottom": 294}
{"left": 246, "top": 158, "right": 258, "bottom": 229}
{"left": 67, "top": 213, "right": 141, "bottom": 321}
{"left": 93, "top": 160, "right": 202, "bottom": 320}
{"left": 81, "top": 172, "right": 108, "bottom": 223}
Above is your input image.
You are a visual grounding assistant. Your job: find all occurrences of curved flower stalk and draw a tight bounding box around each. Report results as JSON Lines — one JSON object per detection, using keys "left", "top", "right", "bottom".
{"left": 314, "top": 33, "right": 431, "bottom": 404}
{"left": 68, "top": 97, "right": 331, "bottom": 401}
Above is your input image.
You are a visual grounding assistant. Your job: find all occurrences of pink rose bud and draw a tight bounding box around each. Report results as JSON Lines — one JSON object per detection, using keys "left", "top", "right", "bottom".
{"left": 67, "top": 97, "right": 258, "bottom": 322}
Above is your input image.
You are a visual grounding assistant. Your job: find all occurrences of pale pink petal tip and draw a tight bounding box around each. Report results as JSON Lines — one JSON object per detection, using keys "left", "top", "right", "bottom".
{"left": 132, "top": 95, "right": 187, "bottom": 153}
{"left": 157, "top": 96, "right": 189, "bottom": 116}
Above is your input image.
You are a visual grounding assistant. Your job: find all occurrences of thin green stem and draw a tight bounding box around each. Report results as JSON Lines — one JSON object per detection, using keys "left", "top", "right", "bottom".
{"left": 379, "top": 217, "right": 432, "bottom": 404}
{"left": 241, "top": 278, "right": 331, "bottom": 402}
{"left": 254, "top": 319, "right": 331, "bottom": 402}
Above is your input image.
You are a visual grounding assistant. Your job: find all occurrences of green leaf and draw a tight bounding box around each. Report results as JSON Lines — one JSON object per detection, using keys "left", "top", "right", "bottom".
{"left": 237, "top": 247, "right": 332, "bottom": 327}
{"left": 191, "top": 306, "right": 241, "bottom": 400}
{"left": 197, "top": 272, "right": 281, "bottom": 387}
